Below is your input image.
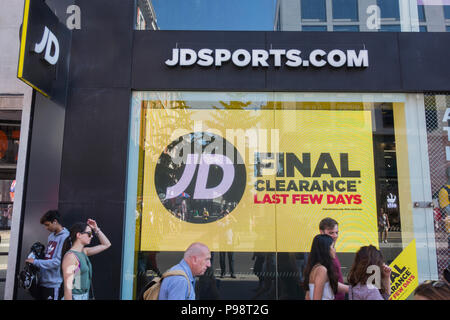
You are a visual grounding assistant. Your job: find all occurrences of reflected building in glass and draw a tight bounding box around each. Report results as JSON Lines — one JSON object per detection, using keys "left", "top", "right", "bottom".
{"left": 275, "top": 0, "right": 450, "bottom": 32}
{"left": 136, "top": 0, "right": 159, "bottom": 30}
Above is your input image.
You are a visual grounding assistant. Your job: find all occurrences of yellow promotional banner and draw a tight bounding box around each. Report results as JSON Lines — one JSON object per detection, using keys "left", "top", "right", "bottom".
{"left": 140, "top": 108, "right": 378, "bottom": 252}
{"left": 389, "top": 240, "right": 419, "bottom": 300}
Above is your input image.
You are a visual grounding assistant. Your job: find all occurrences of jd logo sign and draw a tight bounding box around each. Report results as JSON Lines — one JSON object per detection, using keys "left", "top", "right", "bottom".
{"left": 33, "top": 26, "right": 59, "bottom": 65}
{"left": 155, "top": 132, "right": 246, "bottom": 224}
{"left": 18, "top": 0, "right": 69, "bottom": 99}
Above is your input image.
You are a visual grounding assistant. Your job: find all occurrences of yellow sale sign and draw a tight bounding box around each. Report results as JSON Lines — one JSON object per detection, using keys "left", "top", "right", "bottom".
{"left": 389, "top": 240, "right": 419, "bottom": 300}
{"left": 140, "top": 109, "right": 378, "bottom": 252}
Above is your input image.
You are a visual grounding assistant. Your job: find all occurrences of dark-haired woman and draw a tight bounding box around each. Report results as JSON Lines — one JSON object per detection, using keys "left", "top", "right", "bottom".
{"left": 303, "top": 234, "right": 348, "bottom": 300}
{"left": 347, "top": 245, "right": 391, "bottom": 300}
{"left": 61, "top": 219, "right": 111, "bottom": 300}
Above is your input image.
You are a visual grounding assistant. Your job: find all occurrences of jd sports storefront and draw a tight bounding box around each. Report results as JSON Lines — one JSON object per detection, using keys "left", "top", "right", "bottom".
{"left": 10, "top": 1, "right": 449, "bottom": 300}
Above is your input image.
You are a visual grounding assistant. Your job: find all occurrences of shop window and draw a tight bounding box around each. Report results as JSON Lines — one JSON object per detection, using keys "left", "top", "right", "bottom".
{"left": 301, "top": 0, "right": 326, "bottom": 21}
{"left": 423, "top": 93, "right": 450, "bottom": 279}
{"left": 332, "top": 0, "right": 358, "bottom": 21}
{"left": 124, "top": 92, "right": 413, "bottom": 300}
{"left": 0, "top": 108, "right": 21, "bottom": 299}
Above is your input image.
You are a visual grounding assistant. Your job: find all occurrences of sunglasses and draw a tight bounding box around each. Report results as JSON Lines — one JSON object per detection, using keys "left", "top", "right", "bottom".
{"left": 81, "top": 231, "right": 93, "bottom": 237}
{"left": 423, "top": 280, "right": 449, "bottom": 288}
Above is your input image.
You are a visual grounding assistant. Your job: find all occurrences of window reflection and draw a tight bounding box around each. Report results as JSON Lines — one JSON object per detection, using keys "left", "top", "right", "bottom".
{"left": 136, "top": 0, "right": 450, "bottom": 32}
{"left": 379, "top": 24, "right": 401, "bottom": 32}
{"left": 444, "top": 5, "right": 450, "bottom": 19}
{"left": 333, "top": 25, "right": 359, "bottom": 32}
{"left": 301, "top": 0, "right": 326, "bottom": 21}
{"left": 302, "top": 25, "right": 327, "bottom": 31}
{"left": 377, "top": 0, "right": 400, "bottom": 19}
{"left": 418, "top": 5, "right": 426, "bottom": 22}
{"left": 332, "top": 0, "right": 358, "bottom": 21}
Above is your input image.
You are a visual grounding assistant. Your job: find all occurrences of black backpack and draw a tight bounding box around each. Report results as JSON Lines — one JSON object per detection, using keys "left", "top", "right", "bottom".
{"left": 17, "top": 242, "right": 45, "bottom": 299}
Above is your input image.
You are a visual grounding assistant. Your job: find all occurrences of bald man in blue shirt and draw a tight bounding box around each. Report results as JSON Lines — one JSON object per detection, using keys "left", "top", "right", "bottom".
{"left": 159, "top": 242, "right": 211, "bottom": 300}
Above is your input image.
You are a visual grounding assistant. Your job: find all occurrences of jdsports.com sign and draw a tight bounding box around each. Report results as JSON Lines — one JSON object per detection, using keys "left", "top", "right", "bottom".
{"left": 134, "top": 31, "right": 443, "bottom": 92}
{"left": 165, "top": 47, "right": 369, "bottom": 68}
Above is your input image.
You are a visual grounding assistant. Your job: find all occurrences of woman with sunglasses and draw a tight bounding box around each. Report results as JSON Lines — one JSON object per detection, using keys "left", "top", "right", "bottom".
{"left": 61, "top": 219, "right": 111, "bottom": 300}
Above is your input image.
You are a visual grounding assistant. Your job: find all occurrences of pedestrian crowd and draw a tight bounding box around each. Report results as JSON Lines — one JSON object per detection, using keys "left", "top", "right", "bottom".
{"left": 21, "top": 210, "right": 449, "bottom": 300}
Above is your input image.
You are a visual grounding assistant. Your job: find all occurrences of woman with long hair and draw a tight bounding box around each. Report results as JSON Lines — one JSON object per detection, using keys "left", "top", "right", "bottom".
{"left": 347, "top": 245, "right": 391, "bottom": 300}
{"left": 303, "top": 234, "right": 348, "bottom": 300}
{"left": 61, "top": 219, "right": 111, "bottom": 300}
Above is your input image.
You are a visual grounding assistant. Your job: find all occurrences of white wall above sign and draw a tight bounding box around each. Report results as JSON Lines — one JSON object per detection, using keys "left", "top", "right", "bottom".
{"left": 165, "top": 48, "right": 369, "bottom": 68}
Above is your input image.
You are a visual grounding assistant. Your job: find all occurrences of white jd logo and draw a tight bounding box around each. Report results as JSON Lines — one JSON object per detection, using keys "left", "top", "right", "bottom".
{"left": 33, "top": 26, "right": 59, "bottom": 65}
{"left": 165, "top": 154, "right": 235, "bottom": 200}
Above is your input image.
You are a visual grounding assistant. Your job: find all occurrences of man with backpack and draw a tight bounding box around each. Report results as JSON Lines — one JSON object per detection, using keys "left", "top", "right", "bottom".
{"left": 157, "top": 242, "right": 211, "bottom": 300}
{"left": 24, "top": 210, "right": 69, "bottom": 300}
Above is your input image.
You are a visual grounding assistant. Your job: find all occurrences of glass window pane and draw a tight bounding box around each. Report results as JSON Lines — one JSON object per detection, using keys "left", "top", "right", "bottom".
{"left": 126, "top": 92, "right": 414, "bottom": 300}
{"left": 445, "top": 5, "right": 450, "bottom": 19}
{"left": 302, "top": 25, "right": 327, "bottom": 31}
{"left": 447, "top": 26, "right": 450, "bottom": 32}
{"left": 332, "top": 0, "right": 358, "bottom": 21}
{"left": 0, "top": 109, "right": 21, "bottom": 299}
{"left": 377, "top": 0, "right": 400, "bottom": 19}
{"left": 333, "top": 25, "right": 359, "bottom": 32}
{"left": 424, "top": 93, "right": 450, "bottom": 281}
{"left": 379, "top": 24, "right": 401, "bottom": 32}
{"left": 418, "top": 5, "right": 426, "bottom": 22}
{"left": 301, "top": 0, "right": 326, "bottom": 21}
{"left": 139, "top": 0, "right": 277, "bottom": 31}
{"left": 419, "top": 26, "right": 427, "bottom": 32}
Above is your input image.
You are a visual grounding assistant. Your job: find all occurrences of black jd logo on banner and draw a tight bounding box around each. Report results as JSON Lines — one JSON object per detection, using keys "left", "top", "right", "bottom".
{"left": 155, "top": 132, "right": 246, "bottom": 224}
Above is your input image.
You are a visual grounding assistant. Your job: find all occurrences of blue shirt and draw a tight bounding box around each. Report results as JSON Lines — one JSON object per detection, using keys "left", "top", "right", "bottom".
{"left": 158, "top": 259, "right": 196, "bottom": 300}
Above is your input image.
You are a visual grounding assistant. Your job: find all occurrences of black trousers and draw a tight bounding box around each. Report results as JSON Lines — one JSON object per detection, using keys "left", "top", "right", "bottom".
{"left": 219, "top": 252, "right": 235, "bottom": 275}
{"left": 36, "top": 284, "right": 64, "bottom": 300}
